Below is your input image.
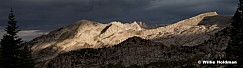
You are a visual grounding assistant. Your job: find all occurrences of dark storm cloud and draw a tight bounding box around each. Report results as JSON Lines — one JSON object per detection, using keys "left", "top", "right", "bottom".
{"left": 0, "top": 0, "right": 238, "bottom": 31}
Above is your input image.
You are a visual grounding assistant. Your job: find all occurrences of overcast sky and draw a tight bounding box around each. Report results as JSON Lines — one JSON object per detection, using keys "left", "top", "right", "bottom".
{"left": 0, "top": 0, "right": 239, "bottom": 40}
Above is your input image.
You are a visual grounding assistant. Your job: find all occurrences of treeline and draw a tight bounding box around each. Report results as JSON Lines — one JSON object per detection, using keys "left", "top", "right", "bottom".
{"left": 46, "top": 36, "right": 215, "bottom": 68}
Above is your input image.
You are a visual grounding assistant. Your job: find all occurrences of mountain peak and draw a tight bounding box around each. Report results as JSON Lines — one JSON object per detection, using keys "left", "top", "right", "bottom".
{"left": 109, "top": 21, "right": 123, "bottom": 25}
{"left": 28, "top": 12, "right": 232, "bottom": 64}
{"left": 75, "top": 20, "right": 101, "bottom": 26}
{"left": 176, "top": 12, "right": 218, "bottom": 26}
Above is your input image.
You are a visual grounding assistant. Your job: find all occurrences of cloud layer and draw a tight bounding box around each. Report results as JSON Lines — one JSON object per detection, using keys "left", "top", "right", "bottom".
{"left": 0, "top": 0, "right": 238, "bottom": 29}
{"left": 0, "top": 27, "right": 48, "bottom": 41}
{"left": 0, "top": 0, "right": 238, "bottom": 34}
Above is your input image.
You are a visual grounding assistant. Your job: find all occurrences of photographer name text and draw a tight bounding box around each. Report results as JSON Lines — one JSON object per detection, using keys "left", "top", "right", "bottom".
{"left": 198, "top": 60, "right": 237, "bottom": 64}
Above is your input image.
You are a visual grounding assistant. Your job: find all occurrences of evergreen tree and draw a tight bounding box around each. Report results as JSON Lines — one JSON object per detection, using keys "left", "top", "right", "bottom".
{"left": 0, "top": 8, "right": 34, "bottom": 68}
{"left": 226, "top": 0, "right": 243, "bottom": 67}
{"left": 19, "top": 42, "right": 35, "bottom": 68}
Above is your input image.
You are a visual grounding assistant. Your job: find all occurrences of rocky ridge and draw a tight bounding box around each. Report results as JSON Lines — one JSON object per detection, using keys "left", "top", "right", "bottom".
{"left": 27, "top": 12, "right": 232, "bottom": 67}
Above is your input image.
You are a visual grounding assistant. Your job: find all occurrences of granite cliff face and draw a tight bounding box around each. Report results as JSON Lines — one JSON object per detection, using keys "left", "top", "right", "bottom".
{"left": 27, "top": 12, "right": 232, "bottom": 67}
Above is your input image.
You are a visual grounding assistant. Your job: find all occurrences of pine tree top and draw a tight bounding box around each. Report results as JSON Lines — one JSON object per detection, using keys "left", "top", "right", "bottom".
{"left": 5, "top": 8, "right": 20, "bottom": 37}
{"left": 9, "top": 8, "right": 15, "bottom": 21}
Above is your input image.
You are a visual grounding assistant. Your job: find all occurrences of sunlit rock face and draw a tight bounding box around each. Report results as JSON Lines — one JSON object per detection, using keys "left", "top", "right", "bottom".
{"left": 27, "top": 12, "right": 232, "bottom": 67}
